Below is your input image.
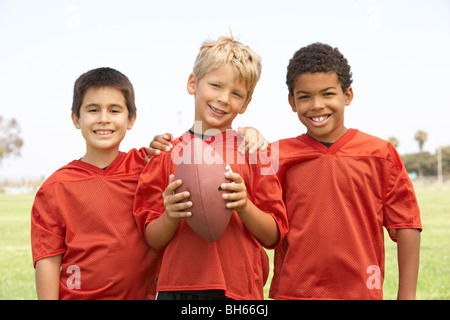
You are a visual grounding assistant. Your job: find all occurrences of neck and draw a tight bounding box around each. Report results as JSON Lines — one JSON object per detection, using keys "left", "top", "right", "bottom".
{"left": 80, "top": 148, "right": 120, "bottom": 169}
{"left": 307, "top": 127, "right": 348, "bottom": 144}
{"left": 190, "top": 120, "right": 231, "bottom": 136}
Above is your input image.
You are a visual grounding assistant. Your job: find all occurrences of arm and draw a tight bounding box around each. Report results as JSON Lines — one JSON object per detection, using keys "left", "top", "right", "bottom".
{"left": 221, "top": 171, "right": 280, "bottom": 247}
{"left": 396, "top": 228, "right": 421, "bottom": 300}
{"left": 35, "top": 254, "right": 62, "bottom": 300}
{"left": 145, "top": 175, "right": 192, "bottom": 250}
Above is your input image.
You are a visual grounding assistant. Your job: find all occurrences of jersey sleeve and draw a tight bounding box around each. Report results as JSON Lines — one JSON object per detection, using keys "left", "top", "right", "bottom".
{"left": 133, "top": 153, "right": 171, "bottom": 241}
{"left": 383, "top": 144, "right": 422, "bottom": 241}
{"left": 31, "top": 185, "right": 66, "bottom": 266}
{"left": 248, "top": 150, "right": 288, "bottom": 249}
{"left": 136, "top": 146, "right": 149, "bottom": 160}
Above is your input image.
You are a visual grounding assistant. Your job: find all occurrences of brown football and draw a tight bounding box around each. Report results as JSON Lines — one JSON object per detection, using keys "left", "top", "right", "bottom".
{"left": 174, "top": 138, "right": 232, "bottom": 241}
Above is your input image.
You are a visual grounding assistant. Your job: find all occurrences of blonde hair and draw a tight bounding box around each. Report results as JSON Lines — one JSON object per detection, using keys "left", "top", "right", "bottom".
{"left": 193, "top": 36, "right": 262, "bottom": 104}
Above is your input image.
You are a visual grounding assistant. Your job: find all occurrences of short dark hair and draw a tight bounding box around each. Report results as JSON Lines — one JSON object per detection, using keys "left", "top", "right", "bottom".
{"left": 72, "top": 67, "right": 136, "bottom": 119}
{"left": 286, "top": 43, "right": 353, "bottom": 96}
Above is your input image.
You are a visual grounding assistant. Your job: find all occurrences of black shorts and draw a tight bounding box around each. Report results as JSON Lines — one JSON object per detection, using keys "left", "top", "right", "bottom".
{"left": 156, "top": 290, "right": 232, "bottom": 300}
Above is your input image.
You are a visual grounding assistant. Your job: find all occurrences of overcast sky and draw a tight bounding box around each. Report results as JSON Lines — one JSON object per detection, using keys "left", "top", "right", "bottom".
{"left": 1, "top": 0, "right": 449, "bottom": 180}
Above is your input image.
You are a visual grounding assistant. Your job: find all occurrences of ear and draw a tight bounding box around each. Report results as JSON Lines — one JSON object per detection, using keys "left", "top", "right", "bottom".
{"left": 344, "top": 87, "right": 354, "bottom": 106}
{"left": 127, "top": 113, "right": 137, "bottom": 130}
{"left": 238, "top": 98, "right": 251, "bottom": 115}
{"left": 187, "top": 73, "right": 197, "bottom": 95}
{"left": 288, "top": 94, "right": 297, "bottom": 112}
{"left": 71, "top": 112, "right": 81, "bottom": 129}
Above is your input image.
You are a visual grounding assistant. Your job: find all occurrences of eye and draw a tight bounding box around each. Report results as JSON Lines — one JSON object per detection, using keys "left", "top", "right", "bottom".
{"left": 298, "top": 95, "right": 310, "bottom": 101}
{"left": 109, "top": 105, "right": 125, "bottom": 114}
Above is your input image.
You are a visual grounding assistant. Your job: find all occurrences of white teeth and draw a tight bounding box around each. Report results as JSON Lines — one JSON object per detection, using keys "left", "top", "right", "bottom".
{"left": 210, "top": 106, "right": 225, "bottom": 114}
{"left": 311, "top": 116, "right": 328, "bottom": 122}
{"left": 95, "top": 130, "right": 113, "bottom": 135}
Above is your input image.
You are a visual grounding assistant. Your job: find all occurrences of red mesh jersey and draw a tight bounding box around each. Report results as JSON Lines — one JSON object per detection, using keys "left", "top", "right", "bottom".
{"left": 31, "top": 149, "right": 162, "bottom": 300}
{"left": 269, "top": 129, "right": 422, "bottom": 300}
{"left": 134, "top": 131, "right": 288, "bottom": 300}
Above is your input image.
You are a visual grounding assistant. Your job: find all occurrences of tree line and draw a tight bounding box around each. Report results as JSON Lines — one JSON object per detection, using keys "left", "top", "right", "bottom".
{"left": 0, "top": 117, "right": 448, "bottom": 177}
{"left": 390, "top": 130, "right": 449, "bottom": 177}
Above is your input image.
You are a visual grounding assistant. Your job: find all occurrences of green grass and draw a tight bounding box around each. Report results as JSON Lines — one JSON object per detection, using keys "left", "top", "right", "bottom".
{"left": 382, "top": 185, "right": 450, "bottom": 300}
{"left": 1, "top": 185, "right": 449, "bottom": 300}
{"left": 0, "top": 193, "right": 36, "bottom": 300}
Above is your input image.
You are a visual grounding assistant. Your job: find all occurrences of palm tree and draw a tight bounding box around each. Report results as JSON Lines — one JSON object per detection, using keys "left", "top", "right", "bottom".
{"left": 388, "top": 137, "right": 399, "bottom": 148}
{"left": 414, "top": 130, "right": 427, "bottom": 153}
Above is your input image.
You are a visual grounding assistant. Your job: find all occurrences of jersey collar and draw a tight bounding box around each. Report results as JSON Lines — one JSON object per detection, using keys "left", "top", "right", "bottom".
{"left": 71, "top": 152, "right": 126, "bottom": 175}
{"left": 298, "top": 129, "right": 358, "bottom": 153}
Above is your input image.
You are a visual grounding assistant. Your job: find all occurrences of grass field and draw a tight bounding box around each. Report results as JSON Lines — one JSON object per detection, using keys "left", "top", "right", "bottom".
{"left": 0, "top": 184, "right": 449, "bottom": 300}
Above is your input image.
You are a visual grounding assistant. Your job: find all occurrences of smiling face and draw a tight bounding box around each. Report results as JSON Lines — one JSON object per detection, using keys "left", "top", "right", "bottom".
{"left": 187, "top": 64, "right": 250, "bottom": 134}
{"left": 71, "top": 86, "right": 136, "bottom": 166}
{"left": 289, "top": 72, "right": 353, "bottom": 143}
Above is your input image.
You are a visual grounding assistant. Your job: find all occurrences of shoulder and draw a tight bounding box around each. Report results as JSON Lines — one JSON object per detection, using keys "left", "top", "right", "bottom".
{"left": 343, "top": 130, "right": 407, "bottom": 174}
{"left": 276, "top": 136, "right": 304, "bottom": 148}
{"left": 351, "top": 130, "right": 399, "bottom": 157}
{"left": 126, "top": 147, "right": 148, "bottom": 160}
{"left": 39, "top": 161, "right": 85, "bottom": 189}
{"left": 352, "top": 130, "right": 390, "bottom": 146}
{"left": 116, "top": 148, "right": 147, "bottom": 174}
{"left": 268, "top": 135, "right": 313, "bottom": 164}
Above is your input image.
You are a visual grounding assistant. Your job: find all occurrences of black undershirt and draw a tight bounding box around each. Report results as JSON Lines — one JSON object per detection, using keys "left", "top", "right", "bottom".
{"left": 188, "top": 129, "right": 212, "bottom": 140}
{"left": 320, "top": 141, "right": 333, "bottom": 148}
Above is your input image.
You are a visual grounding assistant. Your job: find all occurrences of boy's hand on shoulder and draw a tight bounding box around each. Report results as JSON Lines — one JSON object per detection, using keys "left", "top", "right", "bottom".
{"left": 145, "top": 133, "right": 174, "bottom": 162}
{"left": 237, "top": 126, "right": 269, "bottom": 155}
{"left": 162, "top": 174, "right": 192, "bottom": 223}
{"left": 220, "top": 171, "right": 248, "bottom": 213}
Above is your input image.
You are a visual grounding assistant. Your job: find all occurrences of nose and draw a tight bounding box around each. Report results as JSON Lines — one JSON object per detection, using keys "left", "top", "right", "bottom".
{"left": 311, "top": 96, "right": 325, "bottom": 110}
{"left": 217, "top": 90, "right": 230, "bottom": 105}
{"left": 99, "top": 110, "right": 110, "bottom": 123}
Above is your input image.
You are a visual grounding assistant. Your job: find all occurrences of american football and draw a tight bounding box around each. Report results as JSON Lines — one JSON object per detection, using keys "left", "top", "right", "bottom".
{"left": 174, "top": 138, "right": 232, "bottom": 241}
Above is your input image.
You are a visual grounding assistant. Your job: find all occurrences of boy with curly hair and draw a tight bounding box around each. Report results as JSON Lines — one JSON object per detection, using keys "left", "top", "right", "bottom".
{"left": 269, "top": 43, "right": 422, "bottom": 300}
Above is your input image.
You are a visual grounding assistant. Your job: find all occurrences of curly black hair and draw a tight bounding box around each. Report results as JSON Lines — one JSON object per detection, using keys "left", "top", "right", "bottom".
{"left": 286, "top": 43, "right": 353, "bottom": 96}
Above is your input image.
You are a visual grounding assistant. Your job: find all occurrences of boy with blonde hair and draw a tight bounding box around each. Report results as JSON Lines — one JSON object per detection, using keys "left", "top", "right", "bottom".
{"left": 133, "top": 36, "right": 288, "bottom": 300}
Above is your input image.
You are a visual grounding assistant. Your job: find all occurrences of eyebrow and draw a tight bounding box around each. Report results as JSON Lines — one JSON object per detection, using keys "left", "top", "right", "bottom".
{"left": 82, "top": 103, "right": 125, "bottom": 109}
{"left": 295, "top": 86, "right": 337, "bottom": 95}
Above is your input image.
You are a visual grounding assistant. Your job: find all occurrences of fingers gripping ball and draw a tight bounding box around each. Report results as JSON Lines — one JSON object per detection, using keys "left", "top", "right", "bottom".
{"left": 174, "top": 138, "right": 232, "bottom": 241}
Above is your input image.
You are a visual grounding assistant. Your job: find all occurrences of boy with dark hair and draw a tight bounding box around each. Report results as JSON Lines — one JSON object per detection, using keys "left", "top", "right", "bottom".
{"left": 133, "top": 36, "right": 288, "bottom": 300}
{"left": 269, "top": 43, "right": 422, "bottom": 300}
{"left": 31, "top": 67, "right": 162, "bottom": 299}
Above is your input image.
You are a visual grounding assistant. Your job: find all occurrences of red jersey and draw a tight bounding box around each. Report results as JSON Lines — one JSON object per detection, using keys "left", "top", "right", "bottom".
{"left": 269, "top": 129, "right": 422, "bottom": 300}
{"left": 31, "top": 149, "right": 161, "bottom": 300}
{"left": 134, "top": 131, "right": 288, "bottom": 300}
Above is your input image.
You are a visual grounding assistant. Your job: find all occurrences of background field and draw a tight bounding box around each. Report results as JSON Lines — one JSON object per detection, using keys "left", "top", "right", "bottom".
{"left": 0, "top": 184, "right": 448, "bottom": 300}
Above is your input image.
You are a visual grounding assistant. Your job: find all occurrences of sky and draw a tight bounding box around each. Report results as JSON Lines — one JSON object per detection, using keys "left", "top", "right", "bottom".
{"left": 0, "top": 0, "right": 449, "bottom": 180}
